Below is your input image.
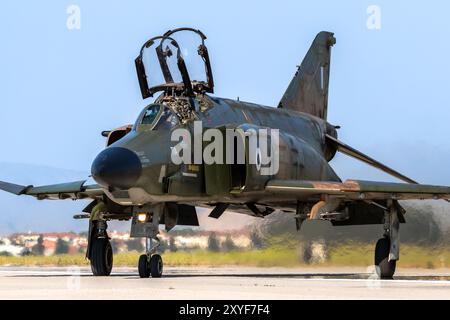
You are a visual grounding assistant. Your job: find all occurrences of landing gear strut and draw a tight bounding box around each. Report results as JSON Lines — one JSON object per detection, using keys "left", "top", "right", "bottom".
{"left": 375, "top": 200, "right": 400, "bottom": 279}
{"left": 131, "top": 204, "right": 165, "bottom": 278}
{"left": 138, "top": 237, "right": 163, "bottom": 278}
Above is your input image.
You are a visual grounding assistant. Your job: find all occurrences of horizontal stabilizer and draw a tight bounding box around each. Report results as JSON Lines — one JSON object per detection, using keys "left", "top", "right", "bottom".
{"left": 325, "top": 134, "right": 417, "bottom": 184}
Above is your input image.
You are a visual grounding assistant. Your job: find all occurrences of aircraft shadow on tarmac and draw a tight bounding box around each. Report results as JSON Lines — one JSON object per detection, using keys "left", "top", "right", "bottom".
{"left": 8, "top": 273, "right": 450, "bottom": 281}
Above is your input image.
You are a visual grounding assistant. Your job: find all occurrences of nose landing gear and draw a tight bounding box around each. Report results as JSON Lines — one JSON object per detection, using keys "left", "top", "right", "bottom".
{"left": 138, "top": 237, "right": 163, "bottom": 278}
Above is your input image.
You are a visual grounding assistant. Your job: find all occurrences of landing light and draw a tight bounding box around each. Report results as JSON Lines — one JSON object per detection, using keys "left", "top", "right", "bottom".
{"left": 137, "top": 213, "right": 148, "bottom": 223}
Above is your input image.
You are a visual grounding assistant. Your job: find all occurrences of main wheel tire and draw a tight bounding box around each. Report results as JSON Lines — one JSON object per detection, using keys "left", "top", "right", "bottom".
{"left": 90, "top": 238, "right": 113, "bottom": 276}
{"left": 150, "top": 254, "right": 163, "bottom": 278}
{"left": 375, "top": 237, "right": 396, "bottom": 279}
{"left": 138, "top": 254, "right": 150, "bottom": 278}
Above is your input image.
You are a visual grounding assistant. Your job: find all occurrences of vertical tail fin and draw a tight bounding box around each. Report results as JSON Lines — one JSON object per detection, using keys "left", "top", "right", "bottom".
{"left": 278, "top": 31, "right": 336, "bottom": 120}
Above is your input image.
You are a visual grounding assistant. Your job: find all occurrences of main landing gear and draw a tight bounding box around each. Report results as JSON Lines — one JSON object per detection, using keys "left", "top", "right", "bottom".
{"left": 375, "top": 236, "right": 396, "bottom": 279}
{"left": 138, "top": 237, "right": 163, "bottom": 278}
{"left": 91, "top": 237, "right": 113, "bottom": 276}
{"left": 88, "top": 220, "right": 113, "bottom": 276}
{"left": 374, "top": 200, "right": 400, "bottom": 279}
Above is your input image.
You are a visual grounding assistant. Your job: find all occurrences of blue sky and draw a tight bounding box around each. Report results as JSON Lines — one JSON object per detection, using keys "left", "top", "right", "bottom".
{"left": 1, "top": 0, "right": 450, "bottom": 184}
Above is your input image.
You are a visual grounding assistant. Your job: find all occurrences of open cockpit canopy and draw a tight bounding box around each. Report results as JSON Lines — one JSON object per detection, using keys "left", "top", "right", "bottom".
{"left": 135, "top": 28, "right": 214, "bottom": 99}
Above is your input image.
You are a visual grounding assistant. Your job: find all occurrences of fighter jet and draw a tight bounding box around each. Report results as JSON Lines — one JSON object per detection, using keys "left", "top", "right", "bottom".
{"left": 1, "top": 28, "right": 449, "bottom": 279}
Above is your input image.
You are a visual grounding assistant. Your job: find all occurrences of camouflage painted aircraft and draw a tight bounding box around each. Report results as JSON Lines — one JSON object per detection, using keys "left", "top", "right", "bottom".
{"left": 1, "top": 28, "right": 449, "bottom": 279}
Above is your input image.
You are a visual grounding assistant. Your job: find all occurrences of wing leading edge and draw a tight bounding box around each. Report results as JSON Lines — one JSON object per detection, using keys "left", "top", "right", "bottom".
{"left": 266, "top": 179, "right": 450, "bottom": 201}
{"left": 0, "top": 180, "right": 103, "bottom": 200}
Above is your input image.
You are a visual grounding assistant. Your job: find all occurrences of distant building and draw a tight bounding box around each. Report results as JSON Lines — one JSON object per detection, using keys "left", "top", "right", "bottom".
{"left": 0, "top": 243, "right": 26, "bottom": 256}
{"left": 168, "top": 230, "right": 251, "bottom": 250}
{"left": 42, "top": 239, "right": 56, "bottom": 256}
{"left": 109, "top": 230, "right": 130, "bottom": 241}
{"left": 5, "top": 229, "right": 252, "bottom": 255}
{"left": 10, "top": 232, "right": 88, "bottom": 256}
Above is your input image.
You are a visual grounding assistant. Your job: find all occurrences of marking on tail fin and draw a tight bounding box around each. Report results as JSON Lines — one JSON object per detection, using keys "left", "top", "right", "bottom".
{"left": 278, "top": 31, "right": 336, "bottom": 120}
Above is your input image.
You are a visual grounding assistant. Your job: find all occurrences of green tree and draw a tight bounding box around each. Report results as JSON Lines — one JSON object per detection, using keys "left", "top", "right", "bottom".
{"left": 222, "top": 235, "right": 236, "bottom": 252}
{"left": 169, "top": 237, "right": 177, "bottom": 252}
{"left": 32, "top": 235, "right": 45, "bottom": 255}
{"left": 127, "top": 238, "right": 144, "bottom": 252}
{"left": 250, "top": 230, "right": 264, "bottom": 249}
{"left": 55, "top": 238, "right": 69, "bottom": 255}
{"left": 158, "top": 239, "right": 168, "bottom": 253}
{"left": 207, "top": 233, "right": 220, "bottom": 252}
{"left": 110, "top": 239, "right": 120, "bottom": 254}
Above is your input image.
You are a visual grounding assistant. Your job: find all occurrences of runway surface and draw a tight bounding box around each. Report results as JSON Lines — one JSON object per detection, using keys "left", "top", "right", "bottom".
{"left": 0, "top": 266, "right": 449, "bottom": 299}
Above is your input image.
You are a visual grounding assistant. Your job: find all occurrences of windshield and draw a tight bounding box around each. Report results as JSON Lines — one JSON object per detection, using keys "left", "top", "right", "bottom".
{"left": 136, "top": 104, "right": 179, "bottom": 131}
{"left": 141, "top": 105, "right": 161, "bottom": 125}
{"left": 154, "top": 108, "right": 179, "bottom": 130}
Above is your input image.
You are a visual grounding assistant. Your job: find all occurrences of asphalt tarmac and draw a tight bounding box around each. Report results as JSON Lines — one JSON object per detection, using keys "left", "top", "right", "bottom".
{"left": 0, "top": 266, "right": 449, "bottom": 299}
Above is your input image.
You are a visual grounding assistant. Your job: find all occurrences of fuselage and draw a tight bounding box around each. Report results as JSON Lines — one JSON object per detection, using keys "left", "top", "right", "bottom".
{"left": 91, "top": 94, "right": 341, "bottom": 207}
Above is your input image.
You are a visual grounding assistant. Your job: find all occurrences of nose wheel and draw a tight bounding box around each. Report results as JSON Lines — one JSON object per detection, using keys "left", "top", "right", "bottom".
{"left": 138, "top": 254, "right": 150, "bottom": 278}
{"left": 138, "top": 237, "right": 163, "bottom": 278}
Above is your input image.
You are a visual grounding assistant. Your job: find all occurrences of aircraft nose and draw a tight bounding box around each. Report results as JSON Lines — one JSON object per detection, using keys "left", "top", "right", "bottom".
{"left": 91, "top": 147, "right": 142, "bottom": 189}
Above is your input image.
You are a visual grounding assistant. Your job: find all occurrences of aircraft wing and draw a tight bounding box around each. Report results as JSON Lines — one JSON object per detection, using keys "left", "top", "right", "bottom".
{"left": 0, "top": 180, "right": 104, "bottom": 200}
{"left": 265, "top": 179, "right": 450, "bottom": 201}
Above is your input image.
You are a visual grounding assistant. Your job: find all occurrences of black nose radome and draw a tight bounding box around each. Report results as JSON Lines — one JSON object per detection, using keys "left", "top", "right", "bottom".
{"left": 91, "top": 147, "right": 142, "bottom": 189}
